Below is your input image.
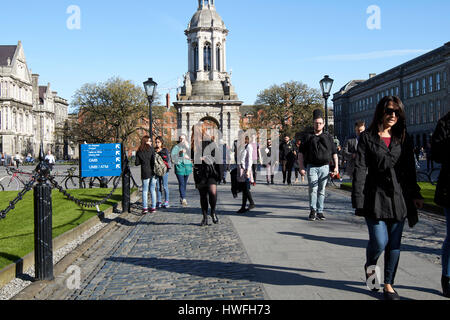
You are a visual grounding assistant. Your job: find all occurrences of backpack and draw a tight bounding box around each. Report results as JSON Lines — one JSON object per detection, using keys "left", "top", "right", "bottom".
{"left": 154, "top": 153, "right": 168, "bottom": 177}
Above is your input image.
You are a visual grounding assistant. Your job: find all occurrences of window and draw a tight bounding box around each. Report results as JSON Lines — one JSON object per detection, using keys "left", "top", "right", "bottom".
{"left": 416, "top": 80, "right": 420, "bottom": 96}
{"left": 422, "top": 102, "right": 427, "bottom": 124}
{"left": 436, "top": 73, "right": 441, "bottom": 91}
{"left": 203, "top": 43, "right": 211, "bottom": 72}
{"left": 409, "top": 82, "right": 414, "bottom": 98}
{"left": 410, "top": 106, "right": 415, "bottom": 125}
{"left": 444, "top": 72, "right": 448, "bottom": 88}
{"left": 429, "top": 101, "right": 434, "bottom": 123}
{"left": 193, "top": 43, "right": 199, "bottom": 71}
{"left": 415, "top": 104, "right": 420, "bottom": 124}
{"left": 429, "top": 75, "right": 433, "bottom": 93}
{"left": 436, "top": 100, "right": 441, "bottom": 120}
{"left": 395, "top": 87, "right": 399, "bottom": 96}
{"left": 390, "top": 88, "right": 394, "bottom": 96}
{"left": 216, "top": 44, "right": 221, "bottom": 71}
{"left": 422, "top": 78, "right": 426, "bottom": 94}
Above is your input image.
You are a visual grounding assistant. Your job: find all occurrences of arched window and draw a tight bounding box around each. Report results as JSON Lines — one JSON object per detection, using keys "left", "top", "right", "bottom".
{"left": 216, "top": 44, "right": 221, "bottom": 71}
{"left": 193, "top": 43, "right": 199, "bottom": 71}
{"left": 203, "top": 43, "right": 211, "bottom": 72}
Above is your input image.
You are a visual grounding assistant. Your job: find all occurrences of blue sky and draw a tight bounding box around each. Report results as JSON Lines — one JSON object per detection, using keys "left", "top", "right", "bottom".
{"left": 1, "top": 0, "right": 449, "bottom": 111}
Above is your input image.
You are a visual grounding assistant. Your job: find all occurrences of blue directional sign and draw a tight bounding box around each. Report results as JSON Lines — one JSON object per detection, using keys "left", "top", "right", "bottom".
{"left": 80, "top": 143, "right": 122, "bottom": 178}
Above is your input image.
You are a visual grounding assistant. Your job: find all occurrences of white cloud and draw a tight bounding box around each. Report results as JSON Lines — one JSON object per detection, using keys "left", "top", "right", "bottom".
{"left": 309, "top": 49, "right": 431, "bottom": 62}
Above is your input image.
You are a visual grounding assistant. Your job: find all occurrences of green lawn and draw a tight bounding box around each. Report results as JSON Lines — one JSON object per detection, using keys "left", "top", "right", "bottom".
{"left": 341, "top": 182, "right": 437, "bottom": 206}
{"left": 0, "top": 188, "right": 124, "bottom": 270}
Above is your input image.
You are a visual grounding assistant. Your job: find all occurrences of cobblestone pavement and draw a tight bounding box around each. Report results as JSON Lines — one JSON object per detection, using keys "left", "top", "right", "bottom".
{"left": 34, "top": 176, "right": 266, "bottom": 300}
{"left": 15, "top": 166, "right": 449, "bottom": 300}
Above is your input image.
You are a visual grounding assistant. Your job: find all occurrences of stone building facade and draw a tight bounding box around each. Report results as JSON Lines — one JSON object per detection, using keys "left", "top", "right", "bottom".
{"left": 0, "top": 41, "right": 69, "bottom": 159}
{"left": 333, "top": 42, "right": 450, "bottom": 147}
{"left": 174, "top": 0, "right": 242, "bottom": 152}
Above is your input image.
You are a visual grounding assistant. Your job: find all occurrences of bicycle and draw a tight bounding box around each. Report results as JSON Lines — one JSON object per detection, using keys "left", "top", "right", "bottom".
{"left": 0, "top": 167, "right": 35, "bottom": 191}
{"left": 416, "top": 168, "right": 440, "bottom": 186}
{"left": 58, "top": 167, "right": 85, "bottom": 189}
{"left": 82, "top": 176, "right": 120, "bottom": 189}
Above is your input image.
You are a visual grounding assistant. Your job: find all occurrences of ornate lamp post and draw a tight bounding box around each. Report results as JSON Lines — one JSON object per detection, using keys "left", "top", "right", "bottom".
{"left": 143, "top": 78, "right": 158, "bottom": 141}
{"left": 320, "top": 75, "right": 334, "bottom": 133}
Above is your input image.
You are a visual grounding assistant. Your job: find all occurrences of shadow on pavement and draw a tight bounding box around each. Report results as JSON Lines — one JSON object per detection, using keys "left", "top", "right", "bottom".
{"left": 278, "top": 232, "right": 441, "bottom": 256}
{"left": 104, "top": 256, "right": 382, "bottom": 299}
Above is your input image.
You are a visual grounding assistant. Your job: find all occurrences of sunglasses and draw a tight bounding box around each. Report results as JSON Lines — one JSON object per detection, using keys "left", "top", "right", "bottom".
{"left": 385, "top": 108, "right": 400, "bottom": 117}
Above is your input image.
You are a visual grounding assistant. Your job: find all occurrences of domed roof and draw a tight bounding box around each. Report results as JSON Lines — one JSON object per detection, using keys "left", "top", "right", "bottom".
{"left": 187, "top": 7, "right": 226, "bottom": 31}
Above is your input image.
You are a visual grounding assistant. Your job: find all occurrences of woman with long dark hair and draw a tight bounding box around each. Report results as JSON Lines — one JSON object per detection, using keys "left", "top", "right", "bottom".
{"left": 352, "top": 96, "right": 423, "bottom": 300}
{"left": 135, "top": 136, "right": 156, "bottom": 214}
{"left": 154, "top": 136, "right": 171, "bottom": 208}
{"left": 171, "top": 134, "right": 193, "bottom": 207}
{"left": 192, "top": 122, "right": 223, "bottom": 226}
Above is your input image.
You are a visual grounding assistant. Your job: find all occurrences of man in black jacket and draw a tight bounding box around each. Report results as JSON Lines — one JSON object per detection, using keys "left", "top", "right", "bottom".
{"left": 298, "top": 110, "right": 339, "bottom": 221}
{"left": 279, "top": 135, "right": 296, "bottom": 185}
{"left": 343, "top": 121, "right": 366, "bottom": 178}
{"left": 432, "top": 111, "right": 450, "bottom": 298}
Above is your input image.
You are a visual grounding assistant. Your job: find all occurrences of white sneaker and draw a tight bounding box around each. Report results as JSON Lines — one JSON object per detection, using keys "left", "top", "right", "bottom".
{"left": 182, "top": 199, "right": 188, "bottom": 207}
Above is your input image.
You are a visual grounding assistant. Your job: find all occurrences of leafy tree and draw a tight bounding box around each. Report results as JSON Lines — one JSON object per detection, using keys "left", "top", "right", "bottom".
{"left": 69, "top": 77, "right": 162, "bottom": 145}
{"left": 255, "top": 81, "right": 324, "bottom": 138}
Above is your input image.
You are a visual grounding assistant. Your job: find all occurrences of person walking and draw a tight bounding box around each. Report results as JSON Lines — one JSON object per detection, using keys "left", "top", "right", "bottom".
{"left": 135, "top": 136, "right": 156, "bottom": 214}
{"left": 1, "top": 153, "right": 5, "bottom": 167}
{"left": 171, "top": 134, "right": 193, "bottom": 207}
{"left": 425, "top": 142, "right": 434, "bottom": 171}
{"left": 298, "top": 110, "right": 339, "bottom": 221}
{"left": 431, "top": 110, "right": 450, "bottom": 298}
{"left": 250, "top": 134, "right": 261, "bottom": 186}
{"left": 343, "top": 121, "right": 366, "bottom": 179}
{"left": 14, "top": 152, "right": 23, "bottom": 169}
{"left": 237, "top": 135, "right": 255, "bottom": 213}
{"left": 352, "top": 96, "right": 424, "bottom": 300}
{"left": 263, "top": 138, "right": 276, "bottom": 185}
{"left": 44, "top": 150, "right": 56, "bottom": 171}
{"left": 293, "top": 139, "right": 303, "bottom": 183}
{"left": 192, "top": 123, "right": 223, "bottom": 226}
{"left": 280, "top": 135, "right": 295, "bottom": 185}
{"left": 154, "top": 136, "right": 171, "bottom": 209}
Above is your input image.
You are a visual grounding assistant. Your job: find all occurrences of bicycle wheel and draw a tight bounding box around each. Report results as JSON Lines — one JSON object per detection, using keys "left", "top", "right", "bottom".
{"left": 112, "top": 176, "right": 121, "bottom": 188}
{"left": 89, "top": 177, "right": 102, "bottom": 188}
{"left": 8, "top": 178, "right": 20, "bottom": 191}
{"left": 65, "top": 176, "right": 83, "bottom": 189}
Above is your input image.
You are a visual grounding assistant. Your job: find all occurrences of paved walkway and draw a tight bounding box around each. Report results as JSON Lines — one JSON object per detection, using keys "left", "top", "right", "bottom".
{"left": 22, "top": 169, "right": 448, "bottom": 300}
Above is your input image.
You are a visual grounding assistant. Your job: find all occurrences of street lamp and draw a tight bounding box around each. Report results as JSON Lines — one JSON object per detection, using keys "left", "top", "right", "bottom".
{"left": 143, "top": 78, "right": 158, "bottom": 141}
{"left": 320, "top": 75, "right": 334, "bottom": 133}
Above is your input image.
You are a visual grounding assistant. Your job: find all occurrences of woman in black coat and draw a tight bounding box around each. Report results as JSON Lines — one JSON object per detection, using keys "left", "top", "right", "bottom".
{"left": 135, "top": 136, "right": 156, "bottom": 214}
{"left": 191, "top": 122, "right": 224, "bottom": 227}
{"left": 431, "top": 110, "right": 450, "bottom": 298}
{"left": 352, "top": 96, "right": 423, "bottom": 300}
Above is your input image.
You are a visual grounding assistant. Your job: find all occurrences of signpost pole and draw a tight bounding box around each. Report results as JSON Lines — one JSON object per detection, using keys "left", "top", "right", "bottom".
{"left": 122, "top": 144, "right": 131, "bottom": 213}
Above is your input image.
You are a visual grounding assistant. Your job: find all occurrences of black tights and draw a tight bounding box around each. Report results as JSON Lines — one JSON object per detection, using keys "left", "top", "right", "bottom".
{"left": 199, "top": 184, "right": 217, "bottom": 214}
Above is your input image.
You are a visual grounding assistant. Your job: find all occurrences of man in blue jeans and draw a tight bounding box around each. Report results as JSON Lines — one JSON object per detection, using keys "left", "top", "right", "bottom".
{"left": 298, "top": 110, "right": 339, "bottom": 221}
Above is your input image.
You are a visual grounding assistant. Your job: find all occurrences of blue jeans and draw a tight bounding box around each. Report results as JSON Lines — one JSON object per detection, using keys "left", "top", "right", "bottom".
{"left": 176, "top": 174, "right": 190, "bottom": 200}
{"left": 156, "top": 172, "right": 170, "bottom": 204}
{"left": 306, "top": 165, "right": 329, "bottom": 213}
{"left": 142, "top": 177, "right": 158, "bottom": 209}
{"left": 443, "top": 208, "right": 450, "bottom": 277}
{"left": 365, "top": 217, "right": 405, "bottom": 285}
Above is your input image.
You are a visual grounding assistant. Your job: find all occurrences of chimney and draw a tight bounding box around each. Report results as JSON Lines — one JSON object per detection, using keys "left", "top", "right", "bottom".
{"left": 369, "top": 73, "right": 377, "bottom": 79}
{"left": 166, "top": 93, "right": 170, "bottom": 109}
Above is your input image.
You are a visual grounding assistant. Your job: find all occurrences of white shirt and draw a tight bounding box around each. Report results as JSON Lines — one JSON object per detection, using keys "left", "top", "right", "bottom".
{"left": 240, "top": 143, "right": 253, "bottom": 170}
{"left": 45, "top": 154, "right": 56, "bottom": 164}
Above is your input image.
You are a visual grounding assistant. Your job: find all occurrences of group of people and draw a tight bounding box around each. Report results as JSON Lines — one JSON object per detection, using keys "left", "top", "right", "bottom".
{"left": 134, "top": 95, "right": 450, "bottom": 300}
{"left": 0, "top": 151, "right": 53, "bottom": 169}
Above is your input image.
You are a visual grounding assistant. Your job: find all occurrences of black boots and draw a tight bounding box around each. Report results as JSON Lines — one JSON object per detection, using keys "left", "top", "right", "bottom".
{"left": 200, "top": 212, "right": 208, "bottom": 227}
{"left": 211, "top": 211, "right": 219, "bottom": 224}
{"left": 442, "top": 275, "right": 450, "bottom": 298}
{"left": 201, "top": 211, "right": 219, "bottom": 226}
